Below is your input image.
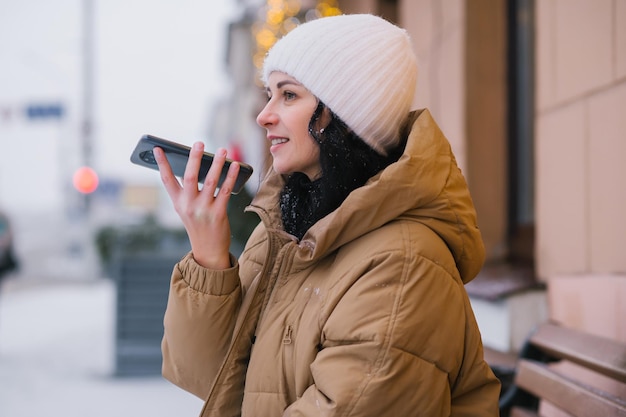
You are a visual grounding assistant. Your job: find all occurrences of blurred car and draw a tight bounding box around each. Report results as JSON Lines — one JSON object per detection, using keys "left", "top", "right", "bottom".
{"left": 0, "top": 210, "right": 18, "bottom": 278}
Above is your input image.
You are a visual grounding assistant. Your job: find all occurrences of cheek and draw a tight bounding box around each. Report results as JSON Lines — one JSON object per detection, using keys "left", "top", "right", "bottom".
{"left": 302, "top": 139, "right": 321, "bottom": 168}
{"left": 294, "top": 112, "right": 312, "bottom": 137}
{"left": 307, "top": 137, "right": 320, "bottom": 156}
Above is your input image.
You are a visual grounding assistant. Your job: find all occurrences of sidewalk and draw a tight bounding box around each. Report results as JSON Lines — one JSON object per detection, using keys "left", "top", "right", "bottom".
{"left": 0, "top": 275, "right": 204, "bottom": 417}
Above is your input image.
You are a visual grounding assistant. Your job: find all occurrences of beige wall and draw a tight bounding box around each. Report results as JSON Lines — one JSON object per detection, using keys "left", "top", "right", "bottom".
{"left": 399, "top": 0, "right": 468, "bottom": 171}
{"left": 464, "top": 1, "right": 508, "bottom": 261}
{"left": 535, "top": 0, "right": 626, "bottom": 342}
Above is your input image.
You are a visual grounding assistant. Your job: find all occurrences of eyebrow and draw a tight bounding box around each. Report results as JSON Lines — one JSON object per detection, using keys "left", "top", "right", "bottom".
{"left": 276, "top": 80, "right": 301, "bottom": 89}
{"left": 265, "top": 79, "right": 303, "bottom": 95}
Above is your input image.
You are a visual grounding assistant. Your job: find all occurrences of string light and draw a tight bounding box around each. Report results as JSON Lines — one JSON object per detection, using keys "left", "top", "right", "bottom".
{"left": 252, "top": 0, "right": 342, "bottom": 70}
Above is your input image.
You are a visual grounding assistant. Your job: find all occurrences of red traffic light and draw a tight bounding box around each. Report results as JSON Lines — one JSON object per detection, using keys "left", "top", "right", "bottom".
{"left": 73, "top": 166, "right": 99, "bottom": 194}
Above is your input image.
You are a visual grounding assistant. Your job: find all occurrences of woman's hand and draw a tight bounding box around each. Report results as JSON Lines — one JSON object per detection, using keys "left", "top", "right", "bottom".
{"left": 154, "top": 142, "right": 240, "bottom": 270}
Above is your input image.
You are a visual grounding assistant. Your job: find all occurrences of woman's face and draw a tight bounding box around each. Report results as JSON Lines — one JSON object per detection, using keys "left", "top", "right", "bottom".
{"left": 257, "top": 72, "right": 322, "bottom": 180}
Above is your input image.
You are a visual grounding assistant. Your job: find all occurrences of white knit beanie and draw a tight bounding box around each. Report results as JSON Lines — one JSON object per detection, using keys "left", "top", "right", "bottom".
{"left": 261, "top": 14, "right": 418, "bottom": 155}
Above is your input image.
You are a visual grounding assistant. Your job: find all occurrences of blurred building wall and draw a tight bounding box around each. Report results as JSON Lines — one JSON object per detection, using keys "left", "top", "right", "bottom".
{"left": 534, "top": 0, "right": 626, "bottom": 345}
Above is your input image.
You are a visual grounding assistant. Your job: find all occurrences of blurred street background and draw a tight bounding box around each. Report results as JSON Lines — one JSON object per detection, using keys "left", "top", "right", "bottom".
{"left": 0, "top": 1, "right": 342, "bottom": 415}
{"left": 0, "top": 273, "right": 204, "bottom": 416}
{"left": 0, "top": 0, "right": 247, "bottom": 415}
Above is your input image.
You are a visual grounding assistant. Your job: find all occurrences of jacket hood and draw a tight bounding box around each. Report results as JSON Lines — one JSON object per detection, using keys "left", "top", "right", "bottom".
{"left": 248, "top": 109, "right": 485, "bottom": 284}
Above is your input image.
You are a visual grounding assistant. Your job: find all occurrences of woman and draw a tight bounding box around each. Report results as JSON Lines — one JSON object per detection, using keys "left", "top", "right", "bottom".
{"left": 155, "top": 14, "right": 500, "bottom": 417}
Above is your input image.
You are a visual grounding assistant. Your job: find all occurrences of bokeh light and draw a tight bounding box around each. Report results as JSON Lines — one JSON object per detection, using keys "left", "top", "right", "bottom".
{"left": 252, "top": 0, "right": 342, "bottom": 72}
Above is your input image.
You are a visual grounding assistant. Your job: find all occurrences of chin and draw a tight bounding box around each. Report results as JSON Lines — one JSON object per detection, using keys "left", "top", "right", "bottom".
{"left": 272, "top": 162, "right": 291, "bottom": 176}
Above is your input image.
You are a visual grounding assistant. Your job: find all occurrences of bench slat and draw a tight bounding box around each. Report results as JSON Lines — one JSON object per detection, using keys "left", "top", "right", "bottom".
{"left": 510, "top": 407, "right": 539, "bottom": 417}
{"left": 516, "top": 360, "right": 626, "bottom": 417}
{"left": 530, "top": 323, "right": 626, "bottom": 383}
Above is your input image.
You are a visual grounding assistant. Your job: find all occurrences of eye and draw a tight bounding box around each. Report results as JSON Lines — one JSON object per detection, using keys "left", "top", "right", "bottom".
{"left": 283, "top": 90, "right": 296, "bottom": 100}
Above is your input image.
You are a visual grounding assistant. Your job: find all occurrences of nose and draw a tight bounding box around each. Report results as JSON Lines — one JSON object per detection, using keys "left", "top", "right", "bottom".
{"left": 256, "top": 100, "right": 278, "bottom": 128}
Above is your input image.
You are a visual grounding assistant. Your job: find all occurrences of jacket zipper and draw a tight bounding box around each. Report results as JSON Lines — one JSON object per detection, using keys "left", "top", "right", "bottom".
{"left": 254, "top": 243, "right": 296, "bottom": 341}
{"left": 282, "top": 324, "right": 296, "bottom": 399}
{"left": 283, "top": 325, "right": 293, "bottom": 344}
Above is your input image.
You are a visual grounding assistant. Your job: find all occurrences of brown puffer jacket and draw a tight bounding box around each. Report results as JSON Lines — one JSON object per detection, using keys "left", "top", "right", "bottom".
{"left": 162, "top": 109, "right": 501, "bottom": 417}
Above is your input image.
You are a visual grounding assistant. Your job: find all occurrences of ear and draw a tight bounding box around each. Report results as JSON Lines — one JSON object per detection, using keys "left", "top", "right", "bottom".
{"left": 319, "top": 106, "right": 332, "bottom": 130}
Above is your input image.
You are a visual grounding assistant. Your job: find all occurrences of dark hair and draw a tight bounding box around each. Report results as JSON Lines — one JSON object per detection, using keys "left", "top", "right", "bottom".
{"left": 280, "top": 102, "right": 404, "bottom": 240}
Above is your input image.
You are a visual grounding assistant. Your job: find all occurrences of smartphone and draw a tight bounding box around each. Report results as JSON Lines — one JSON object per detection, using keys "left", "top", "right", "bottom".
{"left": 130, "top": 134, "right": 254, "bottom": 195}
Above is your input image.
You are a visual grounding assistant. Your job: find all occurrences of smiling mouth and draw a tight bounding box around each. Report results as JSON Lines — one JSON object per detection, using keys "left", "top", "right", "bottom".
{"left": 271, "top": 138, "right": 288, "bottom": 146}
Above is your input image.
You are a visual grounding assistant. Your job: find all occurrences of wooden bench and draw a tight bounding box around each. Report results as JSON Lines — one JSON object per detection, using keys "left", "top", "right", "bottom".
{"left": 498, "top": 322, "right": 626, "bottom": 417}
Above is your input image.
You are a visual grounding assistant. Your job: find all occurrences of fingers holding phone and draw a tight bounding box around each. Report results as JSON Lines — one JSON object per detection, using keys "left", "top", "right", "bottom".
{"left": 131, "top": 135, "right": 254, "bottom": 269}
{"left": 153, "top": 146, "right": 180, "bottom": 198}
{"left": 182, "top": 142, "right": 208, "bottom": 191}
{"left": 130, "top": 134, "right": 253, "bottom": 194}
{"left": 202, "top": 147, "right": 241, "bottom": 199}
{"left": 152, "top": 141, "right": 239, "bottom": 197}
{"left": 153, "top": 142, "right": 234, "bottom": 269}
